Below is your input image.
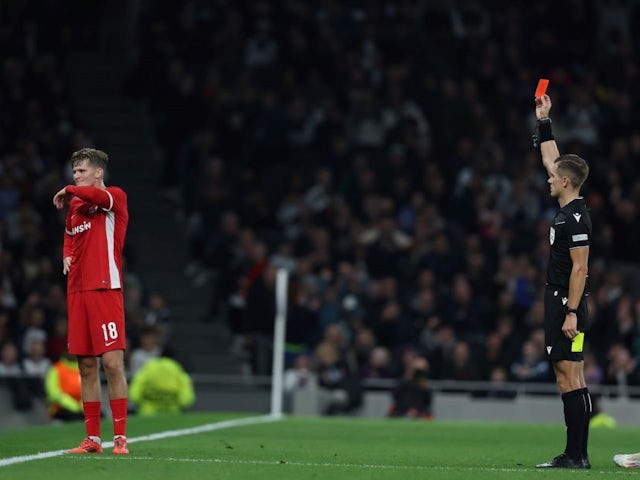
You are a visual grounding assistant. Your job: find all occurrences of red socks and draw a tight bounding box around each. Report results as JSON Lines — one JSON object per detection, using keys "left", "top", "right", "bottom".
{"left": 110, "top": 398, "right": 128, "bottom": 437}
{"left": 82, "top": 399, "right": 127, "bottom": 439}
{"left": 83, "top": 401, "right": 101, "bottom": 438}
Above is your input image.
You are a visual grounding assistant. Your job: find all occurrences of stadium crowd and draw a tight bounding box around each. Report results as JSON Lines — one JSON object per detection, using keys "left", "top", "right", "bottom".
{"left": 0, "top": 1, "right": 173, "bottom": 414}
{"left": 123, "top": 0, "right": 640, "bottom": 404}
{"left": 1, "top": 0, "right": 640, "bottom": 417}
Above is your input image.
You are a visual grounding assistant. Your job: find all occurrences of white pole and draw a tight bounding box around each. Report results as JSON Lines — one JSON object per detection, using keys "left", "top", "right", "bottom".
{"left": 270, "top": 268, "right": 289, "bottom": 418}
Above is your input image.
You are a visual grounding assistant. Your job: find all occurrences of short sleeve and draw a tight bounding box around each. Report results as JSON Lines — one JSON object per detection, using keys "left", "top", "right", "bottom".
{"left": 565, "top": 212, "right": 590, "bottom": 249}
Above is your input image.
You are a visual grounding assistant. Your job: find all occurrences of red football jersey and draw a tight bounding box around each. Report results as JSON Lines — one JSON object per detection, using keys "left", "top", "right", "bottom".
{"left": 62, "top": 185, "right": 129, "bottom": 293}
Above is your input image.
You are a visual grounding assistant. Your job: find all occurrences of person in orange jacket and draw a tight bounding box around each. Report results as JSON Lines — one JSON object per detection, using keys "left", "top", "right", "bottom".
{"left": 45, "top": 352, "right": 84, "bottom": 421}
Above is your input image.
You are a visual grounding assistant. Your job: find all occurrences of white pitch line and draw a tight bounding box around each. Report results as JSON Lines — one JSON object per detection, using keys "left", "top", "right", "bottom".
{"left": 0, "top": 414, "right": 279, "bottom": 468}
{"left": 5, "top": 417, "right": 640, "bottom": 475}
{"left": 64, "top": 455, "right": 640, "bottom": 475}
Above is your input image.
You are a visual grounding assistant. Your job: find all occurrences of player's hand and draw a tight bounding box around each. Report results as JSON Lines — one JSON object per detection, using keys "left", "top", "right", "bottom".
{"left": 53, "top": 187, "right": 72, "bottom": 209}
{"left": 63, "top": 257, "right": 72, "bottom": 275}
{"left": 535, "top": 94, "right": 552, "bottom": 120}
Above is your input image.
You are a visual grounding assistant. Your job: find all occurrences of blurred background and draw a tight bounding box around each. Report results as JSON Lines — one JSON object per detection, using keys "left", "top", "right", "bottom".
{"left": 1, "top": 0, "right": 639, "bottom": 426}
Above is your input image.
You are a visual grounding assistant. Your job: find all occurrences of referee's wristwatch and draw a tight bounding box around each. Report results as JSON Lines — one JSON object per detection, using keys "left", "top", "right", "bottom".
{"left": 565, "top": 306, "right": 578, "bottom": 315}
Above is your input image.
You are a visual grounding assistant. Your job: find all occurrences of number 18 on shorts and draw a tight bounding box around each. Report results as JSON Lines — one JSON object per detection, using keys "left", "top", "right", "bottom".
{"left": 67, "top": 289, "right": 126, "bottom": 355}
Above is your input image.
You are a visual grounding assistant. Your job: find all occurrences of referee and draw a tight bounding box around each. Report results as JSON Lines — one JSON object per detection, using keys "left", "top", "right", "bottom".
{"left": 534, "top": 94, "right": 593, "bottom": 469}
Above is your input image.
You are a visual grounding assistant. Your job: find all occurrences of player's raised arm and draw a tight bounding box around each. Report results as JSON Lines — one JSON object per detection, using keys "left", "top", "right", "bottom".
{"left": 53, "top": 186, "right": 72, "bottom": 209}
{"left": 535, "top": 94, "right": 560, "bottom": 174}
{"left": 66, "top": 185, "right": 115, "bottom": 210}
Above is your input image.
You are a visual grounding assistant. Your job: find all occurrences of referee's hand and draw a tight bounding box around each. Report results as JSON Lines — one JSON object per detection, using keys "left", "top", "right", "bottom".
{"left": 561, "top": 313, "right": 578, "bottom": 339}
{"left": 535, "top": 94, "right": 552, "bottom": 120}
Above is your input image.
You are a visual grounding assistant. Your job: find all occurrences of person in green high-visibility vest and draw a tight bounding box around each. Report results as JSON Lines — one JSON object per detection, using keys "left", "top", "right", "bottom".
{"left": 129, "top": 356, "right": 195, "bottom": 416}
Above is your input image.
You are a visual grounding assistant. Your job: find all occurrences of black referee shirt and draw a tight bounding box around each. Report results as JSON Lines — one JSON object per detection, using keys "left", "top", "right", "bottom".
{"left": 546, "top": 197, "right": 592, "bottom": 290}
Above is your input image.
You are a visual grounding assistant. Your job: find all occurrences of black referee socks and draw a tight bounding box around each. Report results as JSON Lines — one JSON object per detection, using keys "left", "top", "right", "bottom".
{"left": 562, "top": 388, "right": 587, "bottom": 461}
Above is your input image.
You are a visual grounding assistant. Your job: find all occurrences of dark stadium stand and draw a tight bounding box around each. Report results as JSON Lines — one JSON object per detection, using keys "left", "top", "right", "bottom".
{"left": 2, "top": 0, "right": 640, "bottom": 423}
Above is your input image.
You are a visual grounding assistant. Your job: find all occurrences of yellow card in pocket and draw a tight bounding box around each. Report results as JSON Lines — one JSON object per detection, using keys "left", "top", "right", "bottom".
{"left": 571, "top": 332, "right": 585, "bottom": 353}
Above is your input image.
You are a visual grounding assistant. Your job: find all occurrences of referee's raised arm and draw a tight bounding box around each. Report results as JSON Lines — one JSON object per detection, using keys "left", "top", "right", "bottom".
{"left": 535, "top": 94, "right": 560, "bottom": 174}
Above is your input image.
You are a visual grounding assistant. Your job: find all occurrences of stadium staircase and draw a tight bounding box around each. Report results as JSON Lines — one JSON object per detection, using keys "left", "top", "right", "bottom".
{"left": 64, "top": 52, "right": 244, "bottom": 376}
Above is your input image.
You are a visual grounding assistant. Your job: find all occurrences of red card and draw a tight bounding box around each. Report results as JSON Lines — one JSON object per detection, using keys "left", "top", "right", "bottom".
{"left": 535, "top": 78, "right": 549, "bottom": 99}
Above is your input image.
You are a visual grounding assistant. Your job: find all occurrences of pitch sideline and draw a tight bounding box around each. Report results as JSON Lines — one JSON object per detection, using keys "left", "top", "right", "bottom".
{"left": 0, "top": 414, "right": 280, "bottom": 468}
{"left": 64, "top": 455, "right": 640, "bottom": 475}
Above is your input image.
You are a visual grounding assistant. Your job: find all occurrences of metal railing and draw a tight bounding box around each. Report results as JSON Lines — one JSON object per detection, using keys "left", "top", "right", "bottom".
{"left": 188, "top": 373, "right": 640, "bottom": 399}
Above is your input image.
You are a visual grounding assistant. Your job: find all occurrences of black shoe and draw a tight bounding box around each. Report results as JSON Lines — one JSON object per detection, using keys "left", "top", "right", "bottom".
{"left": 582, "top": 457, "right": 591, "bottom": 469}
{"left": 536, "top": 453, "right": 586, "bottom": 469}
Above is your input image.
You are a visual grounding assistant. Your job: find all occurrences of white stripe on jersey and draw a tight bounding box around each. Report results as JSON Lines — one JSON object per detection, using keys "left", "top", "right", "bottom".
{"left": 105, "top": 210, "right": 121, "bottom": 288}
{"left": 102, "top": 190, "right": 114, "bottom": 211}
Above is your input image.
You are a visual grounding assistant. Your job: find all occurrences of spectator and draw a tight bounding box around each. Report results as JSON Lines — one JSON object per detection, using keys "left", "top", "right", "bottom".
{"left": 129, "top": 325, "right": 163, "bottom": 376}
{"left": 314, "top": 341, "right": 362, "bottom": 415}
{"left": 19, "top": 305, "right": 48, "bottom": 356}
{"left": 0, "top": 341, "right": 31, "bottom": 411}
{"left": 0, "top": 342, "right": 22, "bottom": 376}
{"left": 605, "top": 343, "right": 640, "bottom": 393}
{"left": 22, "top": 336, "right": 51, "bottom": 379}
{"left": 46, "top": 315, "right": 68, "bottom": 362}
{"left": 359, "top": 346, "right": 393, "bottom": 380}
{"left": 283, "top": 354, "right": 316, "bottom": 393}
{"left": 510, "top": 339, "right": 551, "bottom": 383}
{"left": 583, "top": 351, "right": 604, "bottom": 386}
{"left": 45, "top": 352, "right": 83, "bottom": 422}
{"left": 480, "top": 366, "right": 517, "bottom": 400}
{"left": 441, "top": 340, "right": 481, "bottom": 381}
{"left": 388, "top": 356, "right": 433, "bottom": 419}
{"left": 143, "top": 291, "right": 172, "bottom": 346}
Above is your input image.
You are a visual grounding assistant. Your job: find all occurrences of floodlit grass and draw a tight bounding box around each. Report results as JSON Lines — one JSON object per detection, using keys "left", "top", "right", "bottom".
{"left": 1, "top": 412, "right": 639, "bottom": 480}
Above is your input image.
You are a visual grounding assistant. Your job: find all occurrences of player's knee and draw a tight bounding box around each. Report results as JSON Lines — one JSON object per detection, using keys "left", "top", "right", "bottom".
{"left": 101, "top": 355, "right": 124, "bottom": 375}
{"left": 78, "top": 357, "right": 98, "bottom": 377}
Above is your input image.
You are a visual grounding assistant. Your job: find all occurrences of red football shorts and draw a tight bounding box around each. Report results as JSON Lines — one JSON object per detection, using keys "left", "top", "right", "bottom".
{"left": 67, "top": 289, "right": 126, "bottom": 356}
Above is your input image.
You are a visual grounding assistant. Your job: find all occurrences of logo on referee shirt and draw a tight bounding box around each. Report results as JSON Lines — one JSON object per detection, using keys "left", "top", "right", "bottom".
{"left": 573, "top": 213, "right": 582, "bottom": 222}
{"left": 549, "top": 227, "right": 555, "bottom": 245}
{"left": 546, "top": 346, "right": 552, "bottom": 355}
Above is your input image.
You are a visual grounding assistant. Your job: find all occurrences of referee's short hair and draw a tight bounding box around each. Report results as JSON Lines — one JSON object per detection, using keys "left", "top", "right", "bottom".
{"left": 555, "top": 154, "right": 589, "bottom": 190}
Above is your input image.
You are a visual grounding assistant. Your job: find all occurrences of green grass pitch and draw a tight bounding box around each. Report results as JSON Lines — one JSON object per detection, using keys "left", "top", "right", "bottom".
{"left": 1, "top": 412, "right": 639, "bottom": 479}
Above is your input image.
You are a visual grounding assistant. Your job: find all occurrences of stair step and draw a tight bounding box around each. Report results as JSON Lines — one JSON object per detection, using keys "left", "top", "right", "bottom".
{"left": 184, "top": 353, "right": 245, "bottom": 374}
{"left": 171, "top": 336, "right": 228, "bottom": 352}
{"left": 172, "top": 320, "right": 229, "bottom": 334}
{"left": 171, "top": 307, "right": 211, "bottom": 321}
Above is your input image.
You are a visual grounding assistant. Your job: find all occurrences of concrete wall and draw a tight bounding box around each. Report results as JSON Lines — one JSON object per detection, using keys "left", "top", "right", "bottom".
{"left": 351, "top": 390, "right": 639, "bottom": 425}
{"left": 2, "top": 382, "right": 638, "bottom": 429}
{"left": 192, "top": 384, "right": 640, "bottom": 426}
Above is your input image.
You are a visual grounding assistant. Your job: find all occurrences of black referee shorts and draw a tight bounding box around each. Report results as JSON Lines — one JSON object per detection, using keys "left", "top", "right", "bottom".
{"left": 544, "top": 287, "right": 588, "bottom": 363}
